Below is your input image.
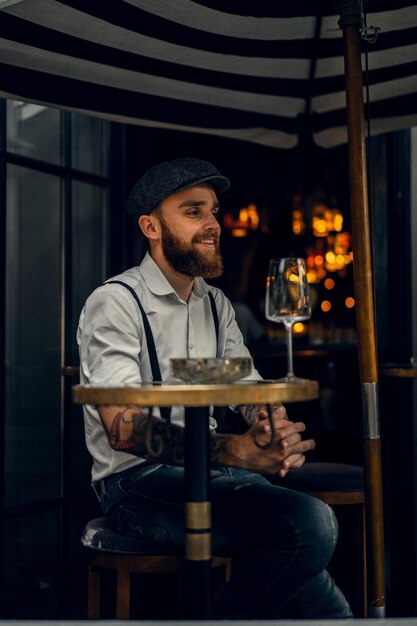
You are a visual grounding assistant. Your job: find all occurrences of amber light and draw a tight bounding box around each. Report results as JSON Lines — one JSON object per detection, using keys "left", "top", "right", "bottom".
{"left": 293, "top": 322, "right": 307, "bottom": 335}
{"left": 231, "top": 228, "right": 247, "bottom": 237}
{"left": 324, "top": 278, "right": 335, "bottom": 290}
{"left": 224, "top": 203, "right": 260, "bottom": 237}
{"left": 292, "top": 209, "right": 306, "bottom": 235}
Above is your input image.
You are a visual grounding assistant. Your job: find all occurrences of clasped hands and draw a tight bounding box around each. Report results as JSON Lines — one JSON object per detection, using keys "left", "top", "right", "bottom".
{"left": 243, "top": 404, "right": 315, "bottom": 477}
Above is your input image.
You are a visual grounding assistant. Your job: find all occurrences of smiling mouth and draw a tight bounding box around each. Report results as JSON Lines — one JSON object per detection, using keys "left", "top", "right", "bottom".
{"left": 196, "top": 237, "right": 218, "bottom": 248}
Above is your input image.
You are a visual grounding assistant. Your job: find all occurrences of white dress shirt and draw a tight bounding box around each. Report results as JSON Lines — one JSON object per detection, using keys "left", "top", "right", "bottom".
{"left": 77, "top": 252, "right": 261, "bottom": 481}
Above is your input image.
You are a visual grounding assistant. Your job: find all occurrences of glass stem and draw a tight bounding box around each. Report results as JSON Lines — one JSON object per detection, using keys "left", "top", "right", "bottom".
{"left": 284, "top": 322, "right": 294, "bottom": 379}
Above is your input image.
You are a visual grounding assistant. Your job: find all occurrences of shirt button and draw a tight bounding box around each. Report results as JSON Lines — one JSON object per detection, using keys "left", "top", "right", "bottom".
{"left": 189, "top": 344, "right": 194, "bottom": 350}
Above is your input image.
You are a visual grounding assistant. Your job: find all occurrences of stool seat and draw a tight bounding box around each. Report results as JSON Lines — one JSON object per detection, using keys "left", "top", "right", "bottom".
{"left": 81, "top": 516, "right": 231, "bottom": 619}
{"left": 81, "top": 517, "right": 181, "bottom": 555}
{"left": 270, "top": 461, "right": 364, "bottom": 505}
{"left": 278, "top": 462, "right": 364, "bottom": 491}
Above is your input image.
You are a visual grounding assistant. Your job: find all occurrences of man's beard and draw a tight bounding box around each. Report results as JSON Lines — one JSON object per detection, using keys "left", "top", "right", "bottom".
{"left": 160, "top": 219, "right": 223, "bottom": 279}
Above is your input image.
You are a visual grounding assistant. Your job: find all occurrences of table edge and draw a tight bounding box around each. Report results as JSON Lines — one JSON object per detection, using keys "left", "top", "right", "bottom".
{"left": 72, "top": 380, "right": 319, "bottom": 406}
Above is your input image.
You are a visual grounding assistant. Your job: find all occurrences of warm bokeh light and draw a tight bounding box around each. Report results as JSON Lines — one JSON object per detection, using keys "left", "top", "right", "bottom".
{"left": 238, "top": 203, "right": 259, "bottom": 229}
{"left": 231, "top": 228, "right": 247, "bottom": 237}
{"left": 311, "top": 205, "right": 344, "bottom": 237}
{"left": 293, "top": 322, "right": 306, "bottom": 334}
{"left": 288, "top": 194, "right": 355, "bottom": 324}
{"left": 313, "top": 217, "right": 328, "bottom": 236}
{"left": 336, "top": 231, "right": 351, "bottom": 250}
{"left": 224, "top": 203, "right": 259, "bottom": 236}
{"left": 292, "top": 209, "right": 306, "bottom": 235}
{"left": 333, "top": 212, "right": 343, "bottom": 232}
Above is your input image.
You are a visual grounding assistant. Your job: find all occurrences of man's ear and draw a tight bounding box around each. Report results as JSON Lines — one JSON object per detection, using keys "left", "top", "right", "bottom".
{"left": 138, "top": 214, "right": 159, "bottom": 240}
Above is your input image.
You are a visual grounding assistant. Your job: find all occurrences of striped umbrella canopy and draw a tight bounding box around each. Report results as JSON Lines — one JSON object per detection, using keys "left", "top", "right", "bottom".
{"left": 0, "top": 0, "right": 416, "bottom": 149}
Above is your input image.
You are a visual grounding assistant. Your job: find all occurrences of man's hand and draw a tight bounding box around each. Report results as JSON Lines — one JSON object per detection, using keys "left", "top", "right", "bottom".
{"left": 212, "top": 403, "right": 315, "bottom": 476}
{"left": 253, "top": 404, "right": 314, "bottom": 476}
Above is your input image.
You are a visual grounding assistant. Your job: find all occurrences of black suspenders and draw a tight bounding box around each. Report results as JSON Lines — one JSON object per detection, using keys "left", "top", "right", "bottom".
{"left": 107, "top": 281, "right": 164, "bottom": 381}
{"left": 208, "top": 290, "right": 220, "bottom": 355}
{"left": 105, "top": 280, "right": 219, "bottom": 420}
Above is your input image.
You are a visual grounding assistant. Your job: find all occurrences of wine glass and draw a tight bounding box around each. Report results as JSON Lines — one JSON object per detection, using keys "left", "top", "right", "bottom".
{"left": 265, "top": 257, "right": 311, "bottom": 382}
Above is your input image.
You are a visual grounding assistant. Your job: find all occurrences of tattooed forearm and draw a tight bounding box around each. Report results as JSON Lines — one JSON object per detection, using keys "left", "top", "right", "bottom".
{"left": 209, "top": 433, "right": 231, "bottom": 465}
{"left": 108, "top": 407, "right": 146, "bottom": 449}
{"left": 243, "top": 402, "right": 286, "bottom": 425}
{"left": 244, "top": 404, "right": 262, "bottom": 426}
{"left": 107, "top": 406, "right": 185, "bottom": 465}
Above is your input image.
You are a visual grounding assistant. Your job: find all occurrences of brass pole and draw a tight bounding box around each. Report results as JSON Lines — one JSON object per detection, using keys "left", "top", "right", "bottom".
{"left": 336, "top": 1, "right": 386, "bottom": 617}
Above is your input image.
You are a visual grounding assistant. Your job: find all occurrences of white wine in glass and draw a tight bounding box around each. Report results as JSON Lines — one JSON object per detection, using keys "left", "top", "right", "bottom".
{"left": 265, "top": 257, "right": 311, "bottom": 382}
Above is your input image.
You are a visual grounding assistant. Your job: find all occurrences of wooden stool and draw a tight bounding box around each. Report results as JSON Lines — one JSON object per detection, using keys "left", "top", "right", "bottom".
{"left": 81, "top": 517, "right": 231, "bottom": 619}
{"left": 269, "top": 462, "right": 366, "bottom": 616}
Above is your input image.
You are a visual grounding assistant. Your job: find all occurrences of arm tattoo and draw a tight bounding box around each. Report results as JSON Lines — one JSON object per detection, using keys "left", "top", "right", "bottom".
{"left": 243, "top": 402, "right": 286, "bottom": 425}
{"left": 108, "top": 406, "right": 185, "bottom": 465}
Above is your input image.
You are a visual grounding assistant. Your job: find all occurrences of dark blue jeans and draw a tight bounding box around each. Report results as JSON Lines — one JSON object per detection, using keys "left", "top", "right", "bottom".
{"left": 97, "top": 462, "right": 353, "bottom": 619}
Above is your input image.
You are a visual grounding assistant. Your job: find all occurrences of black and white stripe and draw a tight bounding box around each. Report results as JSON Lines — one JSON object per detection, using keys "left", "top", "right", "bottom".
{"left": 0, "top": 0, "right": 416, "bottom": 148}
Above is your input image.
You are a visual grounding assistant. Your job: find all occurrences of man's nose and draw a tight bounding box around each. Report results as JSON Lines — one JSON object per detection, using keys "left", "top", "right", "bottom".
{"left": 203, "top": 212, "right": 221, "bottom": 230}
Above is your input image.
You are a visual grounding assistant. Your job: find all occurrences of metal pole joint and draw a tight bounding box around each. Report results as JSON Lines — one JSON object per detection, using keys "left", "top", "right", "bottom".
{"left": 362, "top": 382, "right": 380, "bottom": 439}
{"left": 335, "top": 0, "right": 362, "bottom": 28}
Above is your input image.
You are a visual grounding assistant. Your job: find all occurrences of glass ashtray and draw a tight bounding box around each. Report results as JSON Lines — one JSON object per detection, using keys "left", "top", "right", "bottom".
{"left": 170, "top": 357, "right": 252, "bottom": 384}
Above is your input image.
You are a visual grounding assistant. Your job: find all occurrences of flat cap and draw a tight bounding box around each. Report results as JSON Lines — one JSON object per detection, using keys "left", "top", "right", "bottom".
{"left": 127, "top": 157, "right": 230, "bottom": 222}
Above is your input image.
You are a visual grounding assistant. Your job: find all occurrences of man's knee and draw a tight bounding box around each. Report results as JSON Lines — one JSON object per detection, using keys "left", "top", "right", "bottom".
{"left": 300, "top": 495, "right": 338, "bottom": 563}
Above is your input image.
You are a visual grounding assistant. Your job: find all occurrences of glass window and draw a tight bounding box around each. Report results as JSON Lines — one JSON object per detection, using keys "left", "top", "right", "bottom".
{"left": 70, "top": 180, "right": 108, "bottom": 364}
{"left": 5, "top": 165, "right": 62, "bottom": 506}
{"left": 6, "top": 100, "right": 61, "bottom": 164}
{"left": 71, "top": 112, "right": 108, "bottom": 176}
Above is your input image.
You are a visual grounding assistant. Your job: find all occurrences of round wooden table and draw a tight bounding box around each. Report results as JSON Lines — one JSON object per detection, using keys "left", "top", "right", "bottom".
{"left": 73, "top": 378, "right": 319, "bottom": 618}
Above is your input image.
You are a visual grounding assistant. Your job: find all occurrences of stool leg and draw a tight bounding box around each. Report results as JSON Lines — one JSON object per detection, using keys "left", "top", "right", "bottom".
{"left": 115, "top": 564, "right": 131, "bottom": 619}
{"left": 87, "top": 566, "right": 101, "bottom": 619}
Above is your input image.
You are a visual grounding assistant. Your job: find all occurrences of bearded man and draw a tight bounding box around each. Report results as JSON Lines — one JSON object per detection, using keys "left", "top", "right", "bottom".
{"left": 77, "top": 157, "right": 352, "bottom": 620}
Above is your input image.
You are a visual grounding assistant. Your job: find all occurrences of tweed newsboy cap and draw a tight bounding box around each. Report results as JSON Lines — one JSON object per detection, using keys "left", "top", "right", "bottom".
{"left": 127, "top": 157, "right": 230, "bottom": 221}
